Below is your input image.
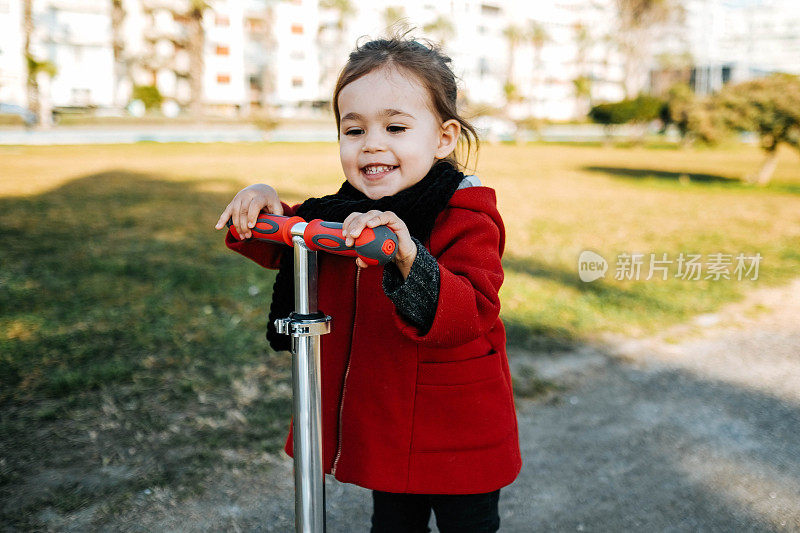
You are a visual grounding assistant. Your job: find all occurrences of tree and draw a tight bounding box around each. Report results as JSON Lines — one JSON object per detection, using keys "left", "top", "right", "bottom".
{"left": 614, "top": 0, "right": 679, "bottom": 98}
{"left": 322, "top": 0, "right": 355, "bottom": 32}
{"left": 319, "top": 0, "right": 355, "bottom": 95}
{"left": 23, "top": 0, "right": 56, "bottom": 127}
{"left": 716, "top": 73, "right": 800, "bottom": 185}
{"left": 423, "top": 14, "right": 455, "bottom": 47}
{"left": 502, "top": 25, "right": 524, "bottom": 105}
{"left": 185, "top": 0, "right": 210, "bottom": 117}
{"left": 527, "top": 20, "right": 549, "bottom": 118}
{"left": 660, "top": 82, "right": 694, "bottom": 146}
{"left": 23, "top": 0, "right": 38, "bottom": 120}
{"left": 572, "top": 21, "right": 592, "bottom": 117}
{"left": 383, "top": 6, "right": 406, "bottom": 34}
{"left": 111, "top": 0, "right": 128, "bottom": 108}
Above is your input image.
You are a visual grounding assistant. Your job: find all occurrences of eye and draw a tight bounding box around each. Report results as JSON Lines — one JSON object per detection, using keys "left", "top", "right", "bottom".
{"left": 344, "top": 128, "right": 364, "bottom": 136}
{"left": 387, "top": 125, "right": 407, "bottom": 133}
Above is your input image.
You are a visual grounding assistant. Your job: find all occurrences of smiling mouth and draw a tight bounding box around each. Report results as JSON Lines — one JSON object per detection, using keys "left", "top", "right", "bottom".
{"left": 361, "top": 164, "right": 398, "bottom": 177}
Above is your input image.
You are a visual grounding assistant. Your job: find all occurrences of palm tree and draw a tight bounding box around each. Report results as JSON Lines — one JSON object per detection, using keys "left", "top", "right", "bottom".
{"left": 614, "top": 0, "right": 679, "bottom": 97}
{"left": 185, "top": 0, "right": 211, "bottom": 117}
{"left": 23, "top": 0, "right": 37, "bottom": 119}
{"left": 423, "top": 14, "right": 455, "bottom": 48}
{"left": 526, "top": 20, "right": 549, "bottom": 118}
{"left": 322, "top": 0, "right": 355, "bottom": 32}
{"left": 318, "top": 0, "right": 355, "bottom": 95}
{"left": 249, "top": 5, "right": 278, "bottom": 109}
{"left": 111, "top": 0, "right": 127, "bottom": 108}
{"left": 24, "top": 0, "right": 56, "bottom": 126}
{"left": 502, "top": 24, "right": 524, "bottom": 105}
{"left": 383, "top": 6, "right": 406, "bottom": 34}
{"left": 572, "top": 21, "right": 593, "bottom": 117}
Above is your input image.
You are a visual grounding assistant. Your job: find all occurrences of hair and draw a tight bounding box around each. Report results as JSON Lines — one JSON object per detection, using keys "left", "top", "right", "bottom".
{"left": 332, "top": 33, "right": 479, "bottom": 172}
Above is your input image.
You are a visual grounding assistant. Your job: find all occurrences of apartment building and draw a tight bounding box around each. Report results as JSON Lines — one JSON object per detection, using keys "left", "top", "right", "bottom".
{"left": 3, "top": 0, "right": 798, "bottom": 120}
{"left": 654, "top": 0, "right": 800, "bottom": 95}
{"left": 115, "top": 0, "right": 247, "bottom": 113}
{"left": 1, "top": 0, "right": 248, "bottom": 113}
{"left": 310, "top": 0, "right": 626, "bottom": 121}
{"left": 0, "top": 0, "right": 25, "bottom": 105}
{"left": 0, "top": 0, "right": 113, "bottom": 109}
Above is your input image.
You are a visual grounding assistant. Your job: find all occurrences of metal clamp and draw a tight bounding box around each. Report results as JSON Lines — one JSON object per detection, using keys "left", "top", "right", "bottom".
{"left": 275, "top": 315, "right": 332, "bottom": 337}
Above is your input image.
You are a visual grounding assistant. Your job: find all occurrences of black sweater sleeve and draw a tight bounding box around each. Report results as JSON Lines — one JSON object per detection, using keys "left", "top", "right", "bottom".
{"left": 382, "top": 237, "right": 440, "bottom": 333}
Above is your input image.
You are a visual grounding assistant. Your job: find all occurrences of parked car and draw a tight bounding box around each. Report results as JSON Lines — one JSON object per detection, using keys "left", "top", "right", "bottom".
{"left": 0, "top": 103, "right": 37, "bottom": 126}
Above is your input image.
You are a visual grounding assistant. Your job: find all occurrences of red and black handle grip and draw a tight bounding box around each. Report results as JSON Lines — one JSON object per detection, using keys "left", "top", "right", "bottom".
{"left": 227, "top": 214, "right": 398, "bottom": 266}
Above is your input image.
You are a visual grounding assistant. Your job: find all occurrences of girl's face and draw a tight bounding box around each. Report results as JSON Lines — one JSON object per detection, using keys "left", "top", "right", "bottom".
{"left": 337, "top": 66, "right": 460, "bottom": 200}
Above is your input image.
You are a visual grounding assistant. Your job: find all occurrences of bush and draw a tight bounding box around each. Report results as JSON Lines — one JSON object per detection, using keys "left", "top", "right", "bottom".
{"left": 131, "top": 85, "right": 163, "bottom": 111}
{"left": 589, "top": 101, "right": 634, "bottom": 126}
{"left": 630, "top": 94, "right": 663, "bottom": 123}
{"left": 589, "top": 95, "right": 664, "bottom": 126}
{"left": 660, "top": 83, "right": 694, "bottom": 142}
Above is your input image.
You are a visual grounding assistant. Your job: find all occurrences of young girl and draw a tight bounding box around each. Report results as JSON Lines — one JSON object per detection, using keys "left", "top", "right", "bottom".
{"left": 215, "top": 36, "right": 521, "bottom": 532}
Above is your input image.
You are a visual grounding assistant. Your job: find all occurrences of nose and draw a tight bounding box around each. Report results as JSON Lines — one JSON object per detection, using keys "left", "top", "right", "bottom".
{"left": 362, "top": 129, "right": 385, "bottom": 153}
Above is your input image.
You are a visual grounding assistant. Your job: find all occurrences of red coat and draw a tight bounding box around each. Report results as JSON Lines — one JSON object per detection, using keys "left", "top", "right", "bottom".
{"left": 226, "top": 186, "right": 521, "bottom": 494}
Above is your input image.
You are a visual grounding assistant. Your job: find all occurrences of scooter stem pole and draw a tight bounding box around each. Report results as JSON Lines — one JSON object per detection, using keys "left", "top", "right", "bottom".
{"left": 290, "top": 223, "right": 326, "bottom": 533}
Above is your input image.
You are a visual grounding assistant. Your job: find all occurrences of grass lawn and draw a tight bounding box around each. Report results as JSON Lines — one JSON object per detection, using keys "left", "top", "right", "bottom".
{"left": 1, "top": 141, "right": 799, "bottom": 527}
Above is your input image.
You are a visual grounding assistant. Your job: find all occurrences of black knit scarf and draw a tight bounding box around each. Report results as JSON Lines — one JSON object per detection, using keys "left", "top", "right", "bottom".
{"left": 266, "top": 159, "right": 464, "bottom": 351}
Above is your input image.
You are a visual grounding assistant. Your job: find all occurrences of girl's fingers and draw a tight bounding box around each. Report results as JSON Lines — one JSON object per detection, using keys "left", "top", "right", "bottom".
{"left": 348, "top": 210, "right": 383, "bottom": 236}
{"left": 246, "top": 196, "right": 263, "bottom": 229}
{"left": 267, "top": 197, "right": 284, "bottom": 216}
{"left": 341, "top": 212, "right": 364, "bottom": 245}
{"left": 215, "top": 203, "right": 233, "bottom": 229}
{"left": 342, "top": 212, "right": 362, "bottom": 231}
{"left": 364, "top": 210, "right": 399, "bottom": 229}
{"left": 236, "top": 201, "right": 250, "bottom": 238}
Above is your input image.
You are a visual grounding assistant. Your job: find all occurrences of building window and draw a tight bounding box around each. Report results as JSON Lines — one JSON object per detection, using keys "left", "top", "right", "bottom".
{"left": 246, "top": 17, "right": 266, "bottom": 32}
{"left": 290, "top": 50, "right": 305, "bottom": 60}
{"left": 217, "top": 74, "right": 231, "bottom": 84}
{"left": 481, "top": 4, "right": 501, "bottom": 16}
{"left": 478, "top": 57, "right": 489, "bottom": 77}
{"left": 292, "top": 77, "right": 303, "bottom": 88}
{"left": 216, "top": 15, "right": 230, "bottom": 26}
{"left": 291, "top": 24, "right": 303, "bottom": 34}
{"left": 216, "top": 45, "right": 229, "bottom": 56}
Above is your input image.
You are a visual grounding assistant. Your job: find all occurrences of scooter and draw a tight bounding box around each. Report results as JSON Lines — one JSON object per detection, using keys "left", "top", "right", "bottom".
{"left": 227, "top": 213, "right": 398, "bottom": 532}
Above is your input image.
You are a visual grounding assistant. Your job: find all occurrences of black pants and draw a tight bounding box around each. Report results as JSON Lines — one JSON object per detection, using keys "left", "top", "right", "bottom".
{"left": 370, "top": 489, "right": 501, "bottom": 533}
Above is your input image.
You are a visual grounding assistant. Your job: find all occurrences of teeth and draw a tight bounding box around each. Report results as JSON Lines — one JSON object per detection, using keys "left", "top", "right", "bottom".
{"left": 363, "top": 165, "right": 394, "bottom": 175}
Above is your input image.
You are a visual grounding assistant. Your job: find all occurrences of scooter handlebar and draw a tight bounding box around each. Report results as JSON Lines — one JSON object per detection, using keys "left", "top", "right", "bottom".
{"left": 226, "top": 214, "right": 398, "bottom": 266}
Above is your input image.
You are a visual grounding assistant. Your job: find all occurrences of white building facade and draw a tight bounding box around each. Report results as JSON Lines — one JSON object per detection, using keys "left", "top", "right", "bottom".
{"left": 0, "top": 0, "right": 249, "bottom": 113}
{"left": 1, "top": 0, "right": 799, "bottom": 119}
{"left": 0, "top": 0, "right": 26, "bottom": 105}
{"left": 654, "top": 0, "right": 800, "bottom": 94}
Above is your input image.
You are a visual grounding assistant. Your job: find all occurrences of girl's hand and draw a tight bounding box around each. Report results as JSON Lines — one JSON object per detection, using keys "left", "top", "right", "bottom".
{"left": 214, "top": 184, "right": 284, "bottom": 239}
{"left": 342, "top": 211, "right": 416, "bottom": 277}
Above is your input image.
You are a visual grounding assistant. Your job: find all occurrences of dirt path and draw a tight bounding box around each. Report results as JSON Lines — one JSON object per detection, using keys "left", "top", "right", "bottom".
{"left": 88, "top": 279, "right": 800, "bottom": 532}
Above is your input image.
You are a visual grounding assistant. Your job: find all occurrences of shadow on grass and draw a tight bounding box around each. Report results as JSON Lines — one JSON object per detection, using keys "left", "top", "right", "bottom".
{"left": 503, "top": 254, "right": 684, "bottom": 312}
{"left": 0, "top": 170, "right": 293, "bottom": 529}
{"left": 500, "top": 254, "right": 706, "bottom": 354}
{"left": 0, "top": 170, "right": 597, "bottom": 528}
{"left": 583, "top": 165, "right": 800, "bottom": 194}
{"left": 584, "top": 165, "right": 734, "bottom": 183}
